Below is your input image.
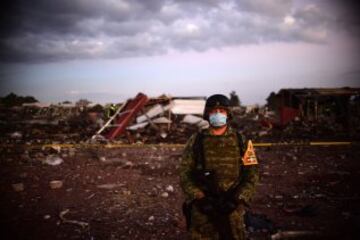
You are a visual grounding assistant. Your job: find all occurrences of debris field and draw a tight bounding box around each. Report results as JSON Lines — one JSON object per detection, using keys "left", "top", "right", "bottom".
{"left": 1, "top": 91, "right": 360, "bottom": 239}
{"left": 1, "top": 143, "right": 359, "bottom": 240}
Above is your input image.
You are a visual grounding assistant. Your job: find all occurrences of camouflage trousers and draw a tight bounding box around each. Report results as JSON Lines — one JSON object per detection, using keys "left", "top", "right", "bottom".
{"left": 189, "top": 205, "right": 246, "bottom": 240}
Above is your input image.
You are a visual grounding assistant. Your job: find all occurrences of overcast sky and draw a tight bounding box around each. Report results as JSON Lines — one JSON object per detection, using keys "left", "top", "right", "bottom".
{"left": 1, "top": 0, "right": 360, "bottom": 104}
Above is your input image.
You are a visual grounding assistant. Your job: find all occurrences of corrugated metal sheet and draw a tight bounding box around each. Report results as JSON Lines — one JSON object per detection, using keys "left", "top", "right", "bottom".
{"left": 170, "top": 99, "right": 205, "bottom": 115}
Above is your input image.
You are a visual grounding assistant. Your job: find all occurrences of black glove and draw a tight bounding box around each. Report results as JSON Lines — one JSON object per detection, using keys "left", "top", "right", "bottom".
{"left": 195, "top": 197, "right": 217, "bottom": 216}
{"left": 220, "top": 197, "right": 240, "bottom": 215}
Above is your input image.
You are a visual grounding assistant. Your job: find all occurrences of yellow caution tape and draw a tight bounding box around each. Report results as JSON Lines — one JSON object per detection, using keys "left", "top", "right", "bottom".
{"left": 309, "top": 141, "right": 351, "bottom": 146}
{"left": 0, "top": 141, "right": 354, "bottom": 149}
{"left": 254, "top": 141, "right": 352, "bottom": 147}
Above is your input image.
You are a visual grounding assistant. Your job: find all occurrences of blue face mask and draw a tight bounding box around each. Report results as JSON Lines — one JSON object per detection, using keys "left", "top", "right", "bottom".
{"left": 209, "top": 112, "right": 227, "bottom": 127}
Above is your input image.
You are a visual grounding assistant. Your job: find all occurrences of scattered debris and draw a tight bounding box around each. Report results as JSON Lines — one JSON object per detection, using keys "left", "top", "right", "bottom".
{"left": 124, "top": 161, "right": 134, "bottom": 168}
{"left": 86, "top": 193, "right": 96, "bottom": 200}
{"left": 122, "top": 190, "right": 131, "bottom": 195}
{"left": 49, "top": 180, "right": 63, "bottom": 189}
{"left": 160, "top": 132, "right": 168, "bottom": 139}
{"left": 12, "top": 183, "right": 24, "bottom": 192}
{"left": 44, "top": 155, "right": 63, "bottom": 166}
{"left": 271, "top": 230, "right": 321, "bottom": 240}
{"left": 161, "top": 192, "right": 169, "bottom": 198}
{"left": 10, "top": 131, "right": 22, "bottom": 139}
{"left": 1, "top": 91, "right": 359, "bottom": 240}
{"left": 283, "top": 204, "right": 319, "bottom": 217}
{"left": 97, "top": 183, "right": 125, "bottom": 190}
{"left": 166, "top": 185, "right": 174, "bottom": 193}
{"left": 59, "top": 209, "right": 89, "bottom": 229}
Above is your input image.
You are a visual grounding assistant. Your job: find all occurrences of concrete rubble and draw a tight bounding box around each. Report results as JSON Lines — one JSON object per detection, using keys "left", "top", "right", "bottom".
{"left": 49, "top": 180, "right": 63, "bottom": 189}
{"left": 44, "top": 155, "right": 63, "bottom": 166}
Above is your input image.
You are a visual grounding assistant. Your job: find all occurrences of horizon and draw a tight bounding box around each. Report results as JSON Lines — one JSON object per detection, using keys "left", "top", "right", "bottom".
{"left": 2, "top": 85, "right": 359, "bottom": 106}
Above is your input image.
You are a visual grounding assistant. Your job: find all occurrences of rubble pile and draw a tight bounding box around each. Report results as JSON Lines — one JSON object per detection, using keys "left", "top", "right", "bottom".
{"left": 0, "top": 94, "right": 211, "bottom": 145}
{"left": 268, "top": 118, "right": 360, "bottom": 142}
{"left": 89, "top": 93, "right": 279, "bottom": 144}
{"left": 0, "top": 102, "right": 104, "bottom": 144}
{"left": 95, "top": 96, "right": 209, "bottom": 144}
{"left": 1, "top": 92, "right": 359, "bottom": 146}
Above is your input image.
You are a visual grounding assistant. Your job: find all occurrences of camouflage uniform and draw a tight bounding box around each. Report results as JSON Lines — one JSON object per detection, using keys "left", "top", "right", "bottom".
{"left": 180, "top": 127, "right": 259, "bottom": 240}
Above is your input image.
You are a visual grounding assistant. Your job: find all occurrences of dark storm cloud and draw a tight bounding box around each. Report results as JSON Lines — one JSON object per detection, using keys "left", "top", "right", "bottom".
{"left": 331, "top": 0, "right": 360, "bottom": 37}
{"left": 0, "top": 0, "right": 356, "bottom": 63}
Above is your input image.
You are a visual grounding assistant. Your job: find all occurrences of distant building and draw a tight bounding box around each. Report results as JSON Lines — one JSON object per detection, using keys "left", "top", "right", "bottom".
{"left": 266, "top": 88, "right": 360, "bottom": 126}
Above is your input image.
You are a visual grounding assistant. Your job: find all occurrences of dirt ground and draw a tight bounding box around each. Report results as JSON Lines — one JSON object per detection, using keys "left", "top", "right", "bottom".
{"left": 1, "top": 142, "right": 360, "bottom": 240}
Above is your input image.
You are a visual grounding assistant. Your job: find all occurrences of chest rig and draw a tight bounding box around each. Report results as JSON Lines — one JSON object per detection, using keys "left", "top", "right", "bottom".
{"left": 192, "top": 130, "right": 245, "bottom": 190}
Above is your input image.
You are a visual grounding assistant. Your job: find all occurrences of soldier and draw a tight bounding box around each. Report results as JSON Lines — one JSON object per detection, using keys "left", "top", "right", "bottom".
{"left": 180, "top": 94, "right": 259, "bottom": 240}
{"left": 106, "top": 103, "right": 117, "bottom": 119}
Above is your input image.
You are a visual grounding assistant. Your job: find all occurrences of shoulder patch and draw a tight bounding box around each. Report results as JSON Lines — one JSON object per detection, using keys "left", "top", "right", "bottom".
{"left": 242, "top": 140, "right": 258, "bottom": 165}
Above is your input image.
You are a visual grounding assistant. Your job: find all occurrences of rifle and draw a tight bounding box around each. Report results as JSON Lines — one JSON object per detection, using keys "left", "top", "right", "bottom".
{"left": 192, "top": 169, "right": 236, "bottom": 240}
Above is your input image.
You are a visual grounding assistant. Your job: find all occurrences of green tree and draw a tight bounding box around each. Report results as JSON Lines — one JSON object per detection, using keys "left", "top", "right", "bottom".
{"left": 229, "top": 91, "right": 241, "bottom": 106}
{"left": 0, "top": 93, "right": 38, "bottom": 106}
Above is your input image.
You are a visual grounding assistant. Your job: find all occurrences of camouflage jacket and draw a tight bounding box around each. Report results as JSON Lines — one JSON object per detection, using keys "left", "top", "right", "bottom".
{"left": 179, "top": 127, "right": 259, "bottom": 204}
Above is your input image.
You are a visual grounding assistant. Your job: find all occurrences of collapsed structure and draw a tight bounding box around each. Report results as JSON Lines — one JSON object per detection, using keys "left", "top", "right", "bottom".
{"left": 92, "top": 93, "right": 208, "bottom": 143}
{"left": 267, "top": 88, "right": 360, "bottom": 128}
{"left": 2, "top": 88, "right": 359, "bottom": 145}
{"left": 0, "top": 92, "right": 212, "bottom": 144}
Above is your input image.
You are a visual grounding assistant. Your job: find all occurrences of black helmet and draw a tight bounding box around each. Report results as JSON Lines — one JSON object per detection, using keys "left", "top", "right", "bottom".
{"left": 203, "top": 94, "right": 231, "bottom": 120}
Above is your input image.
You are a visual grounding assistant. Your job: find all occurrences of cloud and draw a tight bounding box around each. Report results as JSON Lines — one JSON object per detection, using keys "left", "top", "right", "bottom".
{"left": 235, "top": 0, "right": 292, "bottom": 17}
{"left": 0, "top": 0, "right": 354, "bottom": 63}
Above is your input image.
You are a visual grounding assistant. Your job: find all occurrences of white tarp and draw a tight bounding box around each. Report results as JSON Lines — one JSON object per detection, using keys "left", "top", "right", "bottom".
{"left": 170, "top": 99, "right": 205, "bottom": 115}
